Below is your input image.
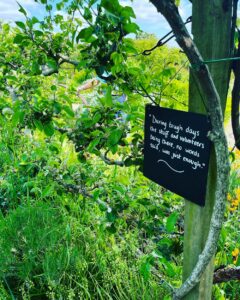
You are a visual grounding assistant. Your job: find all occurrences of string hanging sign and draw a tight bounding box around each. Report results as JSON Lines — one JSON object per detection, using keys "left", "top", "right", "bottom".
{"left": 143, "top": 105, "right": 212, "bottom": 206}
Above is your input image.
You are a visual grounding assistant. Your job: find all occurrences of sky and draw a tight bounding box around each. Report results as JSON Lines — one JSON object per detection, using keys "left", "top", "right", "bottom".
{"left": 0, "top": 0, "right": 192, "bottom": 39}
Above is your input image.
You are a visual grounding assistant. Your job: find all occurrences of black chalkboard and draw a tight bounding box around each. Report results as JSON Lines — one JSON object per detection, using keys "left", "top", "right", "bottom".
{"left": 143, "top": 105, "right": 212, "bottom": 206}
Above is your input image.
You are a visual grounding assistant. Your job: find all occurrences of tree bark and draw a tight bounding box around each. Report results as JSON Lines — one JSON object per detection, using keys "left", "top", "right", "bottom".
{"left": 213, "top": 266, "right": 240, "bottom": 284}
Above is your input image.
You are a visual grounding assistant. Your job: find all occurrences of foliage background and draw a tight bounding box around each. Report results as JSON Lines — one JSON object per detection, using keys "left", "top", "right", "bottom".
{"left": 0, "top": 0, "right": 239, "bottom": 299}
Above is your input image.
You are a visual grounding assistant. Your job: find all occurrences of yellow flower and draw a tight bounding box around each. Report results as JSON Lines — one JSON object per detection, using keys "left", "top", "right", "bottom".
{"left": 228, "top": 206, "right": 237, "bottom": 212}
{"left": 232, "top": 248, "right": 239, "bottom": 257}
{"left": 235, "top": 149, "right": 240, "bottom": 157}
{"left": 235, "top": 188, "right": 240, "bottom": 199}
{"left": 227, "top": 193, "right": 232, "bottom": 201}
{"left": 232, "top": 199, "right": 239, "bottom": 206}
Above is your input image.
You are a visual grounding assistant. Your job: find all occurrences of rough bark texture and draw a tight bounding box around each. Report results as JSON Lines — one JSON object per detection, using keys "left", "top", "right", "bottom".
{"left": 149, "top": 1, "right": 230, "bottom": 299}
{"left": 213, "top": 266, "right": 240, "bottom": 284}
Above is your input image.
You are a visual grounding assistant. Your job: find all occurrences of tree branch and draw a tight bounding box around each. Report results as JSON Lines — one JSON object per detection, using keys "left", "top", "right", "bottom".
{"left": 41, "top": 64, "right": 59, "bottom": 76}
{"left": 59, "top": 55, "right": 80, "bottom": 67}
{"left": 52, "top": 171, "right": 111, "bottom": 211}
{"left": 149, "top": 1, "right": 230, "bottom": 299}
{"left": 213, "top": 266, "right": 240, "bottom": 284}
{"left": 100, "top": 152, "right": 125, "bottom": 167}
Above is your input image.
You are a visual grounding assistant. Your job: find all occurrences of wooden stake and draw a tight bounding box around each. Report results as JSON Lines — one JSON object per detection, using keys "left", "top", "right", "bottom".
{"left": 183, "top": 1, "right": 233, "bottom": 299}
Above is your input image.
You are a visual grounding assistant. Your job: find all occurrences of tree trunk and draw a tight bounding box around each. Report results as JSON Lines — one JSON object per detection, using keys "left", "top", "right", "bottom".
{"left": 183, "top": 1, "right": 233, "bottom": 299}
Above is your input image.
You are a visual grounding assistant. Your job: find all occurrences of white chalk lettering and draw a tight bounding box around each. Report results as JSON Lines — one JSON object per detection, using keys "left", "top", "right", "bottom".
{"left": 159, "top": 129, "right": 169, "bottom": 139}
{"left": 152, "top": 115, "right": 167, "bottom": 130}
{"left": 179, "top": 136, "right": 204, "bottom": 149}
{"left": 169, "top": 122, "right": 183, "bottom": 133}
{"left": 162, "top": 139, "right": 173, "bottom": 148}
{"left": 185, "top": 148, "right": 200, "bottom": 157}
{"left": 162, "top": 149, "right": 170, "bottom": 155}
{"left": 183, "top": 157, "right": 202, "bottom": 170}
{"left": 185, "top": 127, "right": 200, "bottom": 139}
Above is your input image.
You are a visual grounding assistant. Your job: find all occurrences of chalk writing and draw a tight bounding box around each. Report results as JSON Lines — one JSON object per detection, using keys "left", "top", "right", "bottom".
{"left": 143, "top": 105, "right": 212, "bottom": 206}
{"left": 158, "top": 159, "right": 184, "bottom": 173}
{"left": 149, "top": 113, "right": 205, "bottom": 171}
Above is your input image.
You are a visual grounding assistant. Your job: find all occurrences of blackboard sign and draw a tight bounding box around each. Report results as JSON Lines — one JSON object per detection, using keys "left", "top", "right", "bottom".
{"left": 143, "top": 105, "right": 212, "bottom": 206}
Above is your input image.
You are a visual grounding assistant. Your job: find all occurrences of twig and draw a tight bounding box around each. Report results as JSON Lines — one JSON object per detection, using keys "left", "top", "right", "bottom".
{"left": 100, "top": 151, "right": 125, "bottom": 167}
{"left": 139, "top": 83, "right": 159, "bottom": 106}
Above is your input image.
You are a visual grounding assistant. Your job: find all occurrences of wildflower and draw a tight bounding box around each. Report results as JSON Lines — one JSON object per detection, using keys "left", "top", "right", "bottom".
{"left": 227, "top": 193, "right": 231, "bottom": 201}
{"left": 232, "top": 248, "right": 239, "bottom": 257}
{"left": 235, "top": 188, "right": 240, "bottom": 199}
{"left": 228, "top": 206, "right": 237, "bottom": 212}
{"left": 235, "top": 149, "right": 240, "bottom": 158}
{"left": 232, "top": 199, "right": 239, "bottom": 206}
{"left": 227, "top": 189, "right": 239, "bottom": 212}
{"left": 232, "top": 248, "right": 239, "bottom": 265}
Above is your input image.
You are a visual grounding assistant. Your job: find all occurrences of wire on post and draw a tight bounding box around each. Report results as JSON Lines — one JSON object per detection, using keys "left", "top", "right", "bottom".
{"left": 142, "top": 17, "right": 192, "bottom": 56}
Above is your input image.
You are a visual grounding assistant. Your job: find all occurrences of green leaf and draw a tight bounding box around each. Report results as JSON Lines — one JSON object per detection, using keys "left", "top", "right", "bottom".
{"left": 5, "top": 75, "right": 17, "bottom": 81}
{"left": 43, "top": 122, "right": 54, "bottom": 136}
{"left": 89, "top": 0, "right": 98, "bottom": 7}
{"left": 17, "top": 2, "right": 27, "bottom": 16}
{"left": 76, "top": 27, "right": 94, "bottom": 42}
{"left": 47, "top": 59, "right": 58, "bottom": 70}
{"left": 159, "top": 257, "right": 176, "bottom": 277}
{"left": 107, "top": 129, "right": 123, "bottom": 146}
{"left": 83, "top": 7, "right": 92, "bottom": 21}
{"left": 140, "top": 261, "right": 151, "bottom": 280}
{"left": 31, "top": 61, "right": 41, "bottom": 74}
{"left": 13, "top": 34, "right": 26, "bottom": 44}
{"left": 229, "top": 151, "right": 235, "bottom": 163}
{"left": 34, "top": 30, "right": 43, "bottom": 37}
{"left": 101, "top": 0, "right": 120, "bottom": 14}
{"left": 50, "top": 85, "right": 57, "bottom": 91}
{"left": 62, "top": 105, "right": 74, "bottom": 117}
{"left": 105, "top": 86, "right": 113, "bottom": 107}
{"left": 33, "top": 119, "right": 43, "bottom": 131}
{"left": 2, "top": 24, "right": 10, "bottom": 33}
{"left": 92, "top": 112, "right": 102, "bottom": 124}
{"left": 166, "top": 212, "right": 179, "bottom": 233}
{"left": 46, "top": 4, "right": 53, "bottom": 11}
{"left": 111, "top": 52, "right": 123, "bottom": 65}
{"left": 49, "top": 144, "right": 60, "bottom": 153}
{"left": 31, "top": 16, "right": 39, "bottom": 25}
{"left": 12, "top": 110, "right": 25, "bottom": 127}
{"left": 88, "top": 137, "right": 101, "bottom": 152}
{"left": 162, "top": 67, "right": 175, "bottom": 77}
{"left": 163, "top": 296, "right": 172, "bottom": 300}
{"left": 53, "top": 102, "right": 62, "bottom": 114}
{"left": 42, "top": 185, "right": 54, "bottom": 197}
{"left": 15, "top": 21, "right": 26, "bottom": 30}
{"left": 121, "top": 6, "right": 136, "bottom": 19}
{"left": 123, "top": 23, "right": 139, "bottom": 34}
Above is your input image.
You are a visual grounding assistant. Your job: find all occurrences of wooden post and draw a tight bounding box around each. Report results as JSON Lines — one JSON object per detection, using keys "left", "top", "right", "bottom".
{"left": 183, "top": 1, "right": 233, "bottom": 299}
